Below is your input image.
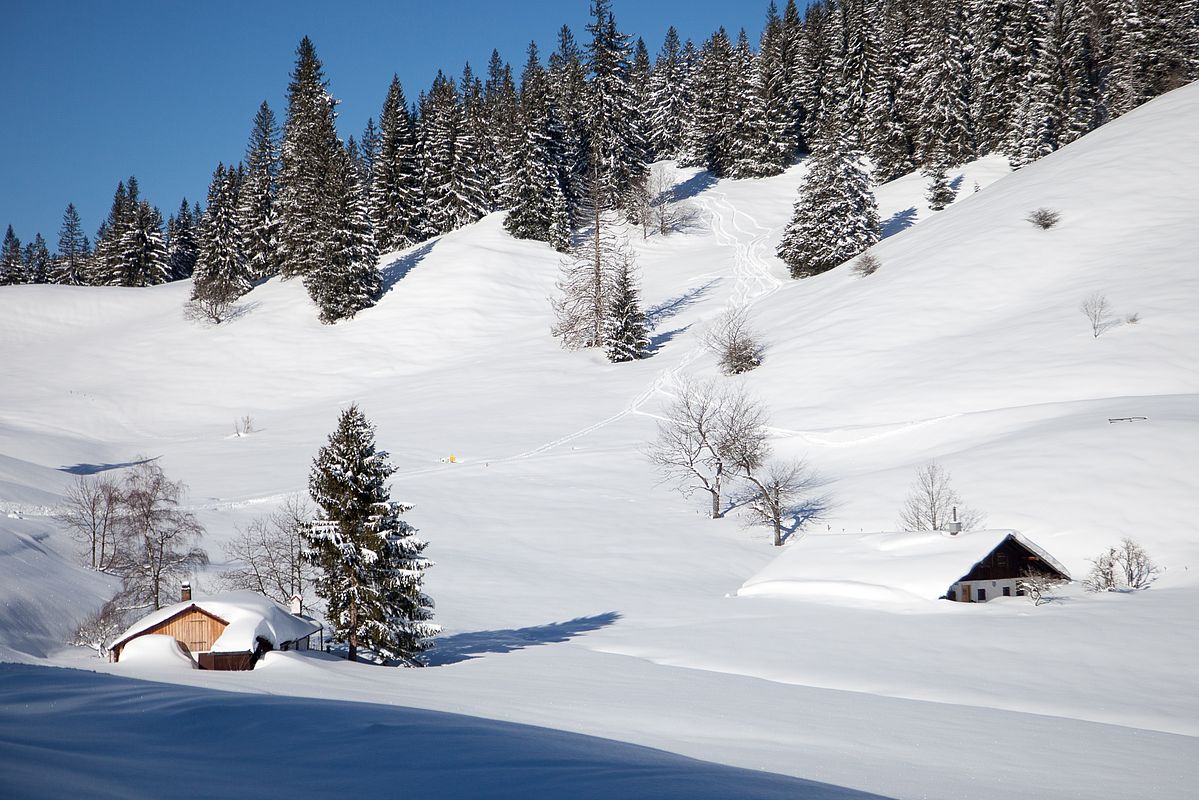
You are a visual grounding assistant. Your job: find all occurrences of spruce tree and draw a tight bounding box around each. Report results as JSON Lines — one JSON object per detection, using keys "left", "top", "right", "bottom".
{"left": 278, "top": 37, "right": 341, "bottom": 280}
{"left": 924, "top": 159, "right": 956, "bottom": 210}
{"left": 166, "top": 199, "right": 199, "bottom": 281}
{"left": 304, "top": 148, "right": 381, "bottom": 324}
{"left": 92, "top": 180, "right": 131, "bottom": 286}
{"left": 483, "top": 50, "right": 522, "bottom": 209}
{"left": 358, "top": 116, "right": 382, "bottom": 204}
{"left": 370, "top": 75, "right": 424, "bottom": 252}
{"left": 604, "top": 252, "right": 649, "bottom": 362}
{"left": 728, "top": 29, "right": 776, "bottom": 178}
{"left": 684, "top": 28, "right": 738, "bottom": 175}
{"left": 240, "top": 101, "right": 281, "bottom": 281}
{"left": 193, "top": 164, "right": 251, "bottom": 305}
{"left": 116, "top": 201, "right": 168, "bottom": 287}
{"left": 23, "top": 234, "right": 51, "bottom": 284}
{"left": 306, "top": 404, "right": 438, "bottom": 664}
{"left": 0, "top": 226, "right": 24, "bottom": 285}
{"left": 548, "top": 25, "right": 589, "bottom": 217}
{"left": 910, "top": 2, "right": 974, "bottom": 165}
{"left": 777, "top": 118, "right": 880, "bottom": 278}
{"left": 53, "top": 203, "right": 90, "bottom": 285}
{"left": 647, "top": 27, "right": 689, "bottom": 160}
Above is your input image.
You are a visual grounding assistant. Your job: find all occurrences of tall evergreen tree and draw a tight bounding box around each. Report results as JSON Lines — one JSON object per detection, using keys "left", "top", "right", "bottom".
{"left": 419, "top": 70, "right": 487, "bottom": 236}
{"left": 604, "top": 251, "right": 649, "bottom": 362}
{"left": 305, "top": 147, "right": 381, "bottom": 324}
{"left": 0, "top": 225, "right": 24, "bottom": 285}
{"left": 306, "top": 404, "right": 438, "bottom": 664}
{"left": 358, "top": 116, "right": 382, "bottom": 204}
{"left": 909, "top": 1, "right": 974, "bottom": 164}
{"left": 370, "top": 75, "right": 424, "bottom": 252}
{"left": 23, "top": 234, "right": 51, "bottom": 284}
{"left": 53, "top": 203, "right": 90, "bottom": 285}
{"left": 647, "top": 27, "right": 689, "bottom": 160}
{"left": 166, "top": 199, "right": 200, "bottom": 281}
{"left": 777, "top": 118, "right": 880, "bottom": 278}
{"left": 277, "top": 37, "right": 341, "bottom": 280}
{"left": 116, "top": 201, "right": 168, "bottom": 287}
{"left": 483, "top": 50, "right": 522, "bottom": 209}
{"left": 193, "top": 164, "right": 251, "bottom": 305}
{"left": 240, "top": 101, "right": 282, "bottom": 281}
{"left": 548, "top": 25, "right": 590, "bottom": 218}
{"left": 728, "top": 28, "right": 776, "bottom": 178}
{"left": 684, "top": 27, "right": 738, "bottom": 175}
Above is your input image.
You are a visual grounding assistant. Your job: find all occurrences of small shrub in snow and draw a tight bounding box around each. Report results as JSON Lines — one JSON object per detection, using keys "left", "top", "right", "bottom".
{"left": 1125, "top": 312, "right": 1140, "bottom": 325}
{"left": 1017, "top": 568, "right": 1062, "bottom": 606}
{"left": 1081, "top": 292, "right": 1117, "bottom": 338}
{"left": 1084, "top": 538, "right": 1160, "bottom": 592}
{"left": 851, "top": 252, "right": 881, "bottom": 277}
{"left": 705, "top": 307, "right": 764, "bottom": 375}
{"left": 1027, "top": 208, "right": 1061, "bottom": 229}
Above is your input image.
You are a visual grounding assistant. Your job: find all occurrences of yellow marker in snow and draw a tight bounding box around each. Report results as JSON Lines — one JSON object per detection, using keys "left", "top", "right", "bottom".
{"left": 449, "top": 454, "right": 456, "bottom": 463}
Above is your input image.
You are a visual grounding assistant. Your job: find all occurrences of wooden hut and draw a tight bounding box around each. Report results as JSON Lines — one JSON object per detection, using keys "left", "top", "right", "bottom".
{"left": 109, "top": 588, "right": 322, "bottom": 670}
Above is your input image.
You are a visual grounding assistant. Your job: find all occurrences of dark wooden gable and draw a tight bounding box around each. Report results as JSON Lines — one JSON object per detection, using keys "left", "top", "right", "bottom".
{"left": 956, "top": 535, "right": 1069, "bottom": 583}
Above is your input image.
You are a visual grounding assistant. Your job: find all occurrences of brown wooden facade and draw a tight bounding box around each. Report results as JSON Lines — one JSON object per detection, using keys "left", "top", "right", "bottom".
{"left": 957, "top": 536, "right": 1069, "bottom": 583}
{"left": 111, "top": 605, "right": 230, "bottom": 663}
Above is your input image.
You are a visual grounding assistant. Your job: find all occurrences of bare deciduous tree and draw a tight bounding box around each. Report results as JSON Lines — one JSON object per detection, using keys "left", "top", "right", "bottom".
{"left": 1088, "top": 537, "right": 1162, "bottom": 591}
{"left": 70, "top": 593, "right": 132, "bottom": 656}
{"left": 1081, "top": 292, "right": 1116, "bottom": 338}
{"left": 114, "top": 461, "right": 209, "bottom": 611}
{"left": 184, "top": 293, "right": 251, "bottom": 325}
{"left": 56, "top": 474, "right": 124, "bottom": 572}
{"left": 898, "top": 462, "right": 984, "bottom": 532}
{"left": 218, "top": 495, "right": 315, "bottom": 605}
{"left": 1083, "top": 546, "right": 1120, "bottom": 591}
{"left": 705, "top": 307, "right": 764, "bottom": 375}
{"left": 1026, "top": 208, "right": 1061, "bottom": 229}
{"left": 647, "top": 378, "right": 736, "bottom": 518}
{"left": 739, "top": 459, "right": 828, "bottom": 546}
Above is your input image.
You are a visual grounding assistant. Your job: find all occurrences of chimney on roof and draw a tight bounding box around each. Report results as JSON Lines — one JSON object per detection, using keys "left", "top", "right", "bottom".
{"left": 181, "top": 581, "right": 192, "bottom": 602}
{"left": 289, "top": 594, "right": 303, "bottom": 615}
{"left": 947, "top": 506, "right": 963, "bottom": 535}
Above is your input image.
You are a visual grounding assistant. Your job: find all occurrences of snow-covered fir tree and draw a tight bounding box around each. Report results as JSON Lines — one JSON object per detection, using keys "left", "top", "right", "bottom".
{"left": 192, "top": 164, "right": 251, "bottom": 305}
{"left": 646, "top": 27, "right": 689, "bottom": 160}
{"left": 166, "top": 198, "right": 199, "bottom": 281}
{"left": 303, "top": 147, "right": 381, "bottom": 324}
{"left": 116, "top": 200, "right": 168, "bottom": 287}
{"left": 419, "top": 71, "right": 488, "bottom": 236}
{"left": 357, "top": 116, "right": 381, "bottom": 205}
{"left": 370, "top": 75, "right": 424, "bottom": 252}
{"left": 758, "top": 1, "right": 803, "bottom": 171}
{"left": 924, "top": 159, "right": 956, "bottom": 210}
{"left": 52, "top": 203, "right": 90, "bottom": 285}
{"left": 505, "top": 42, "right": 572, "bottom": 251}
{"left": 586, "top": 0, "right": 649, "bottom": 216}
{"left": 728, "top": 28, "right": 775, "bottom": 178}
{"left": 909, "top": 2, "right": 974, "bottom": 165}
{"left": 22, "top": 234, "right": 50, "bottom": 284}
{"left": 483, "top": 50, "right": 522, "bottom": 209}
{"left": 683, "top": 27, "right": 737, "bottom": 174}
{"left": 604, "top": 250, "right": 649, "bottom": 362}
{"left": 548, "top": 25, "right": 590, "bottom": 218}
{"left": 777, "top": 117, "right": 880, "bottom": 278}
{"left": 305, "top": 404, "right": 438, "bottom": 664}
{"left": 0, "top": 226, "right": 24, "bottom": 285}
{"left": 239, "top": 101, "right": 281, "bottom": 281}
{"left": 277, "top": 37, "right": 341, "bottom": 281}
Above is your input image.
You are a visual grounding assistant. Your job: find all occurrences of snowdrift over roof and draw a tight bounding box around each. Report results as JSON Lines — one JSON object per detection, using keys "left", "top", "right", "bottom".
{"left": 739, "top": 530, "right": 1069, "bottom": 603}
{"left": 111, "top": 591, "right": 320, "bottom": 653}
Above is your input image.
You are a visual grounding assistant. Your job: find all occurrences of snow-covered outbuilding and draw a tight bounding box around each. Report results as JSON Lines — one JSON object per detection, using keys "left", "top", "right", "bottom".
{"left": 109, "top": 587, "right": 322, "bottom": 670}
{"left": 739, "top": 529, "right": 1070, "bottom": 603}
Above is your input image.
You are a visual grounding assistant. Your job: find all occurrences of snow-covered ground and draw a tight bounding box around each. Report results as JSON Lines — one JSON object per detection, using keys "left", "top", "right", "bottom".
{"left": 1, "top": 83, "right": 1198, "bottom": 798}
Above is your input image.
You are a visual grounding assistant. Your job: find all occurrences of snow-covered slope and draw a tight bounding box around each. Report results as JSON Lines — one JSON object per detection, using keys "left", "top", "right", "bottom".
{"left": 1, "top": 83, "right": 1197, "bottom": 799}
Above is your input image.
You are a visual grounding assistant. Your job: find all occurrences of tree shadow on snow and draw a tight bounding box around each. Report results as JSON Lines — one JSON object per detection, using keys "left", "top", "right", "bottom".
{"left": 649, "top": 324, "right": 692, "bottom": 356}
{"left": 646, "top": 280, "right": 719, "bottom": 328}
{"left": 882, "top": 207, "right": 918, "bottom": 239}
{"left": 58, "top": 456, "right": 158, "bottom": 476}
{"left": 380, "top": 240, "right": 436, "bottom": 295}
{"left": 671, "top": 170, "right": 718, "bottom": 200}
{"left": 426, "top": 612, "right": 621, "bottom": 666}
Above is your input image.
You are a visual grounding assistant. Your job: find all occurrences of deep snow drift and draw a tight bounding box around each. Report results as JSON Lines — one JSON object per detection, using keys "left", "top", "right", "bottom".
{"left": 1, "top": 83, "right": 1198, "bottom": 798}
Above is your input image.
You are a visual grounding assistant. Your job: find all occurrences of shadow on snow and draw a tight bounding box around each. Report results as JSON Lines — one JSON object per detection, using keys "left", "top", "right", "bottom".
{"left": 380, "top": 240, "right": 437, "bottom": 295}
{"left": 426, "top": 612, "right": 621, "bottom": 666}
{"left": 58, "top": 456, "right": 158, "bottom": 476}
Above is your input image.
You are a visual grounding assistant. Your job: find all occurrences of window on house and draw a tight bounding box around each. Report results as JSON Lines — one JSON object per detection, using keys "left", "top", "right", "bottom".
{"left": 1016, "top": 587, "right": 1025, "bottom": 596}
{"left": 1003, "top": 586, "right": 1011, "bottom": 597}
{"left": 996, "top": 553, "right": 1009, "bottom": 571}
{"left": 977, "top": 588, "right": 986, "bottom": 601}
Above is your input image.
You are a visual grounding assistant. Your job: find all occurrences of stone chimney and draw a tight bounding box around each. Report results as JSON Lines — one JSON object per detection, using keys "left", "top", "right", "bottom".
{"left": 289, "top": 594, "right": 303, "bottom": 615}
{"left": 946, "top": 507, "right": 963, "bottom": 535}
{"left": 181, "top": 581, "right": 192, "bottom": 602}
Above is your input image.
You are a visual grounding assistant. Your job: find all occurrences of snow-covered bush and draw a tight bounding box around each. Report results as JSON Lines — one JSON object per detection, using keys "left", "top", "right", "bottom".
{"left": 1026, "top": 207, "right": 1061, "bottom": 229}
{"left": 705, "top": 307, "right": 764, "bottom": 375}
{"left": 1084, "top": 538, "right": 1160, "bottom": 592}
{"left": 851, "top": 252, "right": 881, "bottom": 277}
{"left": 1017, "top": 569, "right": 1063, "bottom": 606}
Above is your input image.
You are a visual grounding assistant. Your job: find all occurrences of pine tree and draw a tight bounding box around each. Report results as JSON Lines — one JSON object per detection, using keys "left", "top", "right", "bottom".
{"left": 909, "top": 1, "right": 974, "bottom": 165}
{"left": 419, "top": 70, "right": 488, "bottom": 236}
{"left": 586, "top": 0, "right": 649, "bottom": 216}
{"left": 483, "top": 50, "right": 521, "bottom": 209}
{"left": 684, "top": 28, "right": 738, "bottom": 175}
{"left": 92, "top": 180, "right": 131, "bottom": 286}
{"left": 278, "top": 37, "right": 341, "bottom": 280}
{"left": 23, "top": 234, "right": 50, "bottom": 284}
{"left": 193, "top": 164, "right": 251, "bottom": 305}
{"left": 728, "top": 29, "right": 776, "bottom": 178}
{"left": 240, "top": 101, "right": 281, "bottom": 281}
{"left": 968, "top": 0, "right": 1028, "bottom": 152}
{"left": 52, "top": 203, "right": 90, "bottom": 285}
{"left": 793, "top": 1, "right": 840, "bottom": 146}
{"left": 304, "top": 147, "right": 381, "bottom": 324}
{"left": 505, "top": 42, "right": 571, "bottom": 250}
{"left": 306, "top": 404, "right": 438, "bottom": 664}
{"left": 924, "top": 159, "right": 957, "bottom": 209}
{"left": 604, "top": 251, "right": 649, "bottom": 362}
{"left": 548, "top": 25, "right": 590, "bottom": 218}
{"left": 116, "top": 201, "right": 168, "bottom": 287}
{"left": 647, "top": 27, "right": 689, "bottom": 160}
{"left": 759, "top": 2, "right": 801, "bottom": 170}
{"left": 167, "top": 199, "right": 200, "bottom": 281}
{"left": 777, "top": 118, "right": 880, "bottom": 278}
{"left": 0, "top": 225, "right": 24, "bottom": 285}
{"left": 1009, "top": 0, "right": 1060, "bottom": 168}
{"left": 370, "top": 75, "right": 424, "bottom": 252}
{"left": 358, "top": 116, "right": 382, "bottom": 204}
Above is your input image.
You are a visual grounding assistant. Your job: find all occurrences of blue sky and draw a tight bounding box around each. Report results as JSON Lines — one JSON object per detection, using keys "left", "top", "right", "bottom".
{"left": 0, "top": 1, "right": 767, "bottom": 246}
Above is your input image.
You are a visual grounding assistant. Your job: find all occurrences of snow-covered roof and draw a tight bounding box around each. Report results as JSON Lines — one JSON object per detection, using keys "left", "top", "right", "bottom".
{"left": 111, "top": 591, "right": 321, "bottom": 653}
{"left": 738, "top": 529, "right": 1070, "bottom": 603}
{"left": 118, "top": 634, "right": 198, "bottom": 669}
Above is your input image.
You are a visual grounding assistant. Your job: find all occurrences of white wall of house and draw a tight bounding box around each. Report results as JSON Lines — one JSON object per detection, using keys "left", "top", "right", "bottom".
{"left": 948, "top": 578, "right": 1024, "bottom": 602}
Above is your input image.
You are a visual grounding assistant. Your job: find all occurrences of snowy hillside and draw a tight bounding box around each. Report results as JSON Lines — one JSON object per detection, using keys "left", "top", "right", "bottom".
{"left": 1, "top": 83, "right": 1198, "bottom": 798}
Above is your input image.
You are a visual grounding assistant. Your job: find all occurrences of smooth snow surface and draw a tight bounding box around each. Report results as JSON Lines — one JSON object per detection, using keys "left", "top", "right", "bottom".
{"left": 2, "top": 84, "right": 1199, "bottom": 798}
{"left": 110, "top": 591, "right": 321, "bottom": 653}
{"left": 115, "top": 634, "right": 196, "bottom": 669}
{"left": 739, "top": 529, "right": 1067, "bottom": 602}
